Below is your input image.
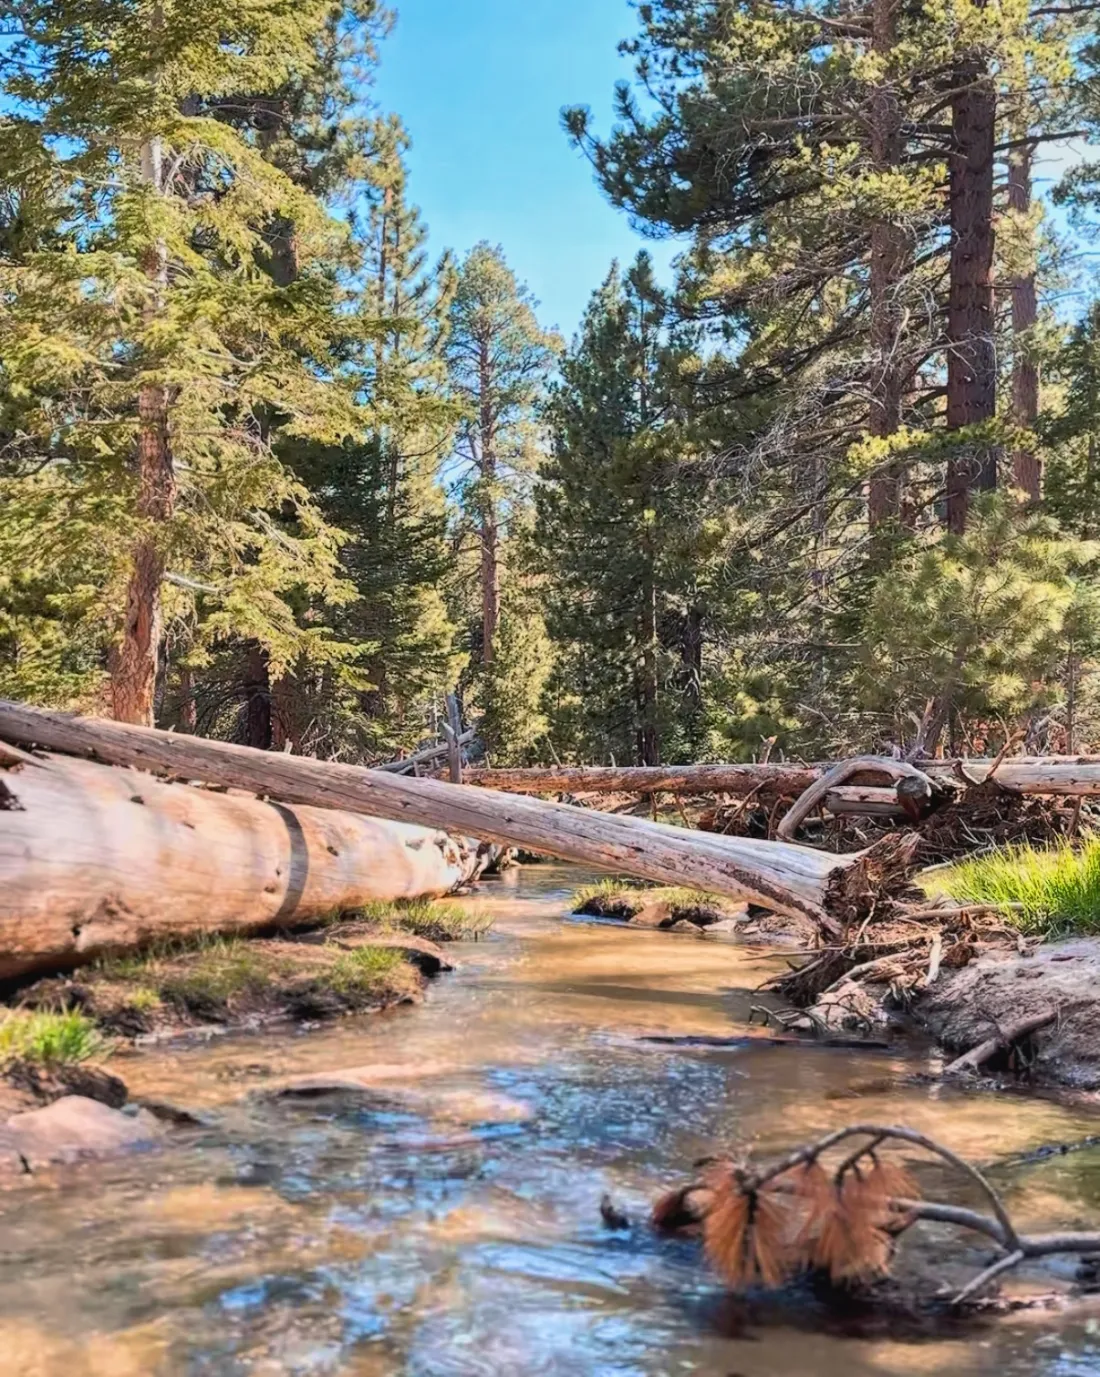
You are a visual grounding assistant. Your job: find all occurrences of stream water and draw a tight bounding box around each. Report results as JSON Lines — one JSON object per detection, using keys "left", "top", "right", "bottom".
{"left": 4, "top": 864, "right": 1100, "bottom": 1375}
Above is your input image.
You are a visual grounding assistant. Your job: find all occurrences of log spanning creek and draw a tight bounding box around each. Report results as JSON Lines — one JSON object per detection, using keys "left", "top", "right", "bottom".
{"left": 4, "top": 864, "right": 1100, "bottom": 1375}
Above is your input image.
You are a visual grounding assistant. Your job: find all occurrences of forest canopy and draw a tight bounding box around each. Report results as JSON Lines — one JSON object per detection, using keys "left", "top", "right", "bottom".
{"left": 4, "top": 0, "right": 1100, "bottom": 765}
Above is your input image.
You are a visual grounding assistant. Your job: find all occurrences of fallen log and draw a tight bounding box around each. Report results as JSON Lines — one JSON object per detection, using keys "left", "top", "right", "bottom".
{"left": 377, "top": 729, "right": 475, "bottom": 774}
{"left": 455, "top": 756, "right": 1100, "bottom": 799}
{"left": 0, "top": 751, "right": 481, "bottom": 982}
{"left": 453, "top": 762, "right": 822, "bottom": 797}
{"left": 0, "top": 700, "right": 922, "bottom": 937}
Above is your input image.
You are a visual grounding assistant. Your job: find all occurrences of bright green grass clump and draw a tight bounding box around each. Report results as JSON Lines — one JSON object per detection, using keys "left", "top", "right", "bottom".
{"left": 0, "top": 1009, "right": 107, "bottom": 1066}
{"left": 353, "top": 898, "right": 494, "bottom": 942}
{"left": 327, "top": 946, "right": 419, "bottom": 998}
{"left": 931, "top": 840, "right": 1100, "bottom": 937}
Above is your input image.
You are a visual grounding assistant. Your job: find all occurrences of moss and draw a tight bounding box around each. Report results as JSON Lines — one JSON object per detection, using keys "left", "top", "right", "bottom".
{"left": 0, "top": 1009, "right": 107, "bottom": 1067}
{"left": 928, "top": 840, "right": 1100, "bottom": 938}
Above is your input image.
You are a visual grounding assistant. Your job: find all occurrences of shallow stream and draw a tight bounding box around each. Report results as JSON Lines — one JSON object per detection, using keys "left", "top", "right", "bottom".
{"left": 4, "top": 865, "right": 1100, "bottom": 1375}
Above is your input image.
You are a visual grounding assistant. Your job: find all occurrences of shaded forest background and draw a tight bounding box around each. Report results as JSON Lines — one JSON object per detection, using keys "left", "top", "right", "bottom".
{"left": 6, "top": 0, "right": 1100, "bottom": 767}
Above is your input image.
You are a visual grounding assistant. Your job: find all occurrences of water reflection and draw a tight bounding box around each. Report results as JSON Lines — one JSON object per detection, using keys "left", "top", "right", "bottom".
{"left": 1, "top": 864, "right": 1099, "bottom": 1375}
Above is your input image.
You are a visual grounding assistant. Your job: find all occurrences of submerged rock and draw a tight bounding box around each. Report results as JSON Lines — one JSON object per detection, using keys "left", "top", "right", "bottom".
{"left": 1, "top": 1095, "right": 162, "bottom": 1171}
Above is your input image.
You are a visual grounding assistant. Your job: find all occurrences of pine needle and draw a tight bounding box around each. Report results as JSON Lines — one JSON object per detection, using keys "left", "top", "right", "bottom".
{"left": 703, "top": 1165, "right": 798, "bottom": 1289}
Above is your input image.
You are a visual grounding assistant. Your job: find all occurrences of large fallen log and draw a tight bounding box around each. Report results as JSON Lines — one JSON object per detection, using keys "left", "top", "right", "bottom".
{"left": 0, "top": 751, "right": 481, "bottom": 982}
{"left": 0, "top": 701, "right": 918, "bottom": 938}
{"left": 452, "top": 763, "right": 821, "bottom": 797}
{"left": 454, "top": 757, "right": 1100, "bottom": 798}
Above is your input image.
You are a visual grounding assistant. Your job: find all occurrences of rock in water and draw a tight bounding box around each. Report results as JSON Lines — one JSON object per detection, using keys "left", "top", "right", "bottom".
{"left": 2, "top": 1095, "right": 162, "bottom": 1170}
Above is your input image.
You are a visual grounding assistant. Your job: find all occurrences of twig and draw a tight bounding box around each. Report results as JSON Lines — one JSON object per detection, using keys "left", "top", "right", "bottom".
{"left": 951, "top": 1249, "right": 1026, "bottom": 1305}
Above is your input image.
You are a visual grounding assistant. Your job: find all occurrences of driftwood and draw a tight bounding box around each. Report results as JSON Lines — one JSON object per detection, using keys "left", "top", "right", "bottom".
{"left": 776, "top": 758, "right": 939, "bottom": 840}
{"left": 0, "top": 701, "right": 928, "bottom": 938}
{"left": 0, "top": 750, "right": 482, "bottom": 981}
{"left": 942, "top": 1009, "right": 1058, "bottom": 1076}
{"left": 454, "top": 762, "right": 822, "bottom": 797}
{"left": 377, "top": 729, "right": 475, "bottom": 774}
{"left": 457, "top": 756, "right": 1100, "bottom": 799}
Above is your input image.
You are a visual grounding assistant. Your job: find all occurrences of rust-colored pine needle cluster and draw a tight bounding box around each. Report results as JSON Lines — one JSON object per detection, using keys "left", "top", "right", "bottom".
{"left": 696, "top": 1152, "right": 919, "bottom": 1290}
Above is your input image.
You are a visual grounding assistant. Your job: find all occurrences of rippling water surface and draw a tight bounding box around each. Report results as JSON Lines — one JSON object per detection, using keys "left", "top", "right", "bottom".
{"left": 3, "top": 864, "right": 1100, "bottom": 1376}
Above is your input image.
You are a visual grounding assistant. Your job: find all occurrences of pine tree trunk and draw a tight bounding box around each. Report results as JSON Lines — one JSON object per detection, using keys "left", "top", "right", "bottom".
{"left": 244, "top": 643, "right": 273, "bottom": 750}
{"left": 179, "top": 665, "right": 197, "bottom": 733}
{"left": 1009, "top": 143, "right": 1041, "bottom": 503}
{"left": 111, "top": 59, "right": 174, "bottom": 726}
{"left": 945, "top": 60, "right": 997, "bottom": 535}
{"left": 867, "top": 0, "right": 908, "bottom": 529}
{"left": 639, "top": 561, "right": 660, "bottom": 766}
{"left": 478, "top": 341, "right": 500, "bottom": 665}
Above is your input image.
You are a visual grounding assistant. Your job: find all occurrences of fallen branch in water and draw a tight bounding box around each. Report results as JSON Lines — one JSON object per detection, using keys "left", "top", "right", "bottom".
{"left": 942, "top": 1008, "right": 1058, "bottom": 1076}
{"left": 653, "top": 1123, "right": 1100, "bottom": 1306}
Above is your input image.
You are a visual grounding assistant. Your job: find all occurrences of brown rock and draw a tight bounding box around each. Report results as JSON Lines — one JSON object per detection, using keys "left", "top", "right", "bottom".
{"left": 4, "top": 1096, "right": 162, "bottom": 1169}
{"left": 629, "top": 903, "right": 675, "bottom": 929}
{"left": 668, "top": 920, "right": 703, "bottom": 935}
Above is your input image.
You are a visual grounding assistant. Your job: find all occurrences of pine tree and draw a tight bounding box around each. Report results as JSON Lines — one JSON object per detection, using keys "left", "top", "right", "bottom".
{"left": 445, "top": 243, "right": 560, "bottom": 754}
{"left": 0, "top": 0, "right": 361, "bottom": 722}
{"left": 284, "top": 137, "right": 464, "bottom": 757}
{"left": 538, "top": 255, "right": 720, "bottom": 764}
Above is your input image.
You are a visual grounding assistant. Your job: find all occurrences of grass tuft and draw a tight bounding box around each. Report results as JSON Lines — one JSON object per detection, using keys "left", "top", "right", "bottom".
{"left": 571, "top": 880, "right": 734, "bottom": 923}
{"left": 326, "top": 946, "right": 420, "bottom": 999}
{"left": 351, "top": 898, "right": 493, "bottom": 943}
{"left": 930, "top": 840, "right": 1100, "bottom": 938}
{"left": 0, "top": 1009, "right": 107, "bottom": 1066}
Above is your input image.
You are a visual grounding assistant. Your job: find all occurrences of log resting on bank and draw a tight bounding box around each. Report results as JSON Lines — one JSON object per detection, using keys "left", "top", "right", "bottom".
{"left": 451, "top": 758, "right": 1100, "bottom": 799}
{"left": 0, "top": 751, "right": 481, "bottom": 982}
{"left": 0, "top": 701, "right": 913, "bottom": 939}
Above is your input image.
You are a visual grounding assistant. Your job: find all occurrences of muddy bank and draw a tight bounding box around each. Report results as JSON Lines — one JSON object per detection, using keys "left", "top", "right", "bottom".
{"left": 9, "top": 909, "right": 483, "bottom": 1043}
{"left": 918, "top": 939, "right": 1100, "bottom": 1089}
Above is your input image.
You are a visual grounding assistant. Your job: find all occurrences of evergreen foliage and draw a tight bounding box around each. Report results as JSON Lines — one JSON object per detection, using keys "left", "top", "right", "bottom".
{"left": 4, "top": 0, "right": 1100, "bottom": 767}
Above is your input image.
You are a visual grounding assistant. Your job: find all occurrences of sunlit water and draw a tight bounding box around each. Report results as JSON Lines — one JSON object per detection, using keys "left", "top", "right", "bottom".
{"left": 3, "top": 865, "right": 1100, "bottom": 1375}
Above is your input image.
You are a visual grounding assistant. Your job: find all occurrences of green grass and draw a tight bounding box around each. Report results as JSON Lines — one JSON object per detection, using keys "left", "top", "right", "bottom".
{"left": 352, "top": 898, "right": 494, "bottom": 943}
{"left": 326, "top": 946, "right": 419, "bottom": 999}
{"left": 155, "top": 936, "right": 272, "bottom": 1009}
{"left": 571, "top": 881, "right": 732, "bottom": 921}
{"left": 930, "top": 839, "right": 1100, "bottom": 937}
{"left": 0, "top": 1009, "right": 107, "bottom": 1066}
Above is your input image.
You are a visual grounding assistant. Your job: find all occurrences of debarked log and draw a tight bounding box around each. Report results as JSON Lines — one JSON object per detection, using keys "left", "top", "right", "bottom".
{"left": 451, "top": 757, "right": 1100, "bottom": 799}
{"left": 0, "top": 751, "right": 481, "bottom": 982}
{"left": 0, "top": 701, "right": 925, "bottom": 939}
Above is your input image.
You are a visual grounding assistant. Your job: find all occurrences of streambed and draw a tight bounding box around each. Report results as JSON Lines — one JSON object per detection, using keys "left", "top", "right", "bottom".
{"left": 2, "top": 865, "right": 1100, "bottom": 1375}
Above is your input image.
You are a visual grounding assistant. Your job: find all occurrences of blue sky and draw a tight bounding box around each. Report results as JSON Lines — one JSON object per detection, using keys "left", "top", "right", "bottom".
{"left": 373, "top": 0, "right": 680, "bottom": 340}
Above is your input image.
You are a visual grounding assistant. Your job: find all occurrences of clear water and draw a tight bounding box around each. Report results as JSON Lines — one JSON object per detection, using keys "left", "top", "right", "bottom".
{"left": 3, "top": 864, "right": 1100, "bottom": 1375}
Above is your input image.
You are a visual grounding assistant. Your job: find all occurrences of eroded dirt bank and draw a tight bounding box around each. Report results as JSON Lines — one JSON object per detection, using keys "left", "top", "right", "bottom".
{"left": 917, "top": 939, "right": 1100, "bottom": 1088}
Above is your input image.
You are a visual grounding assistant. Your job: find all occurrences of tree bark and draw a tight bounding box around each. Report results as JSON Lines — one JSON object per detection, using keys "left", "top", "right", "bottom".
{"left": 110, "top": 5, "right": 174, "bottom": 725}
{"left": 0, "top": 701, "right": 887, "bottom": 934}
{"left": 478, "top": 339, "right": 500, "bottom": 666}
{"left": 945, "top": 58, "right": 998, "bottom": 534}
{"left": 0, "top": 752, "right": 481, "bottom": 981}
{"left": 450, "top": 757, "right": 1100, "bottom": 798}
{"left": 639, "top": 565, "right": 660, "bottom": 765}
{"left": 244, "top": 643, "right": 273, "bottom": 750}
{"left": 1009, "top": 143, "right": 1041, "bottom": 503}
{"left": 867, "top": 0, "right": 909, "bottom": 529}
